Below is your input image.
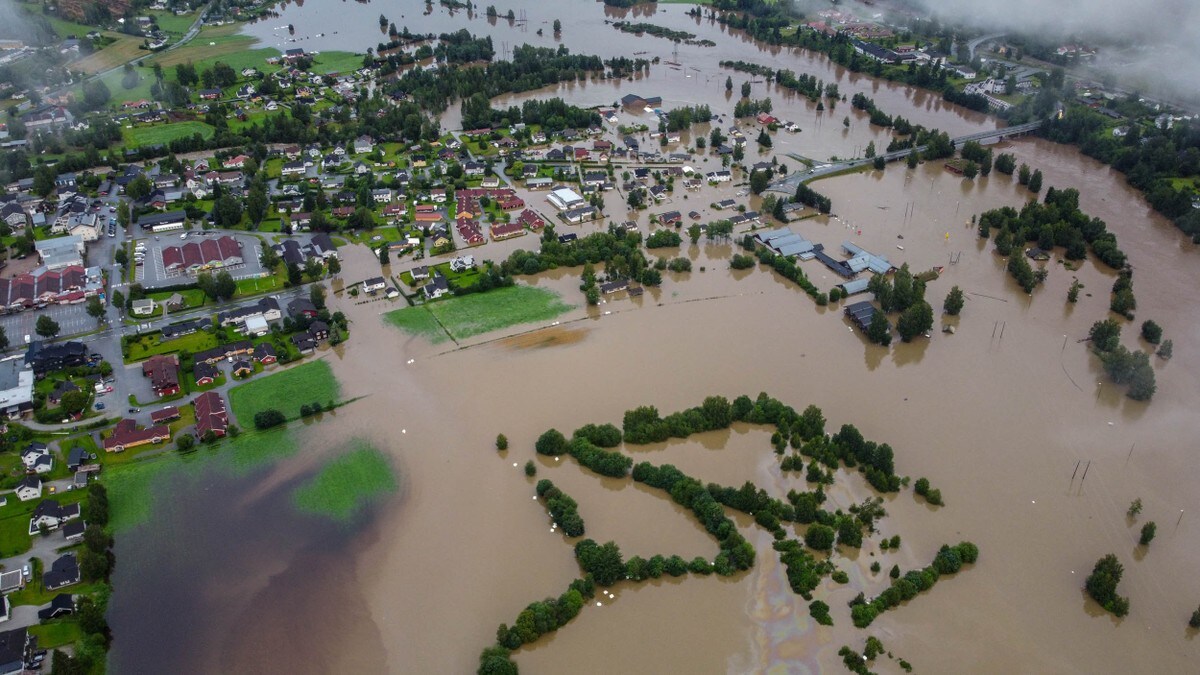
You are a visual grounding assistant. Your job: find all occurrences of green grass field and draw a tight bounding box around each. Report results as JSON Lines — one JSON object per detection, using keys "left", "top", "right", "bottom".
{"left": 28, "top": 621, "right": 84, "bottom": 649}
{"left": 292, "top": 442, "right": 396, "bottom": 521}
{"left": 229, "top": 360, "right": 340, "bottom": 422}
{"left": 125, "top": 329, "right": 217, "bottom": 363}
{"left": 93, "top": 66, "right": 158, "bottom": 106}
{"left": 384, "top": 285, "right": 574, "bottom": 343}
{"left": 146, "top": 24, "right": 274, "bottom": 72}
{"left": 310, "top": 51, "right": 367, "bottom": 75}
{"left": 150, "top": 10, "right": 197, "bottom": 36}
{"left": 123, "top": 121, "right": 215, "bottom": 148}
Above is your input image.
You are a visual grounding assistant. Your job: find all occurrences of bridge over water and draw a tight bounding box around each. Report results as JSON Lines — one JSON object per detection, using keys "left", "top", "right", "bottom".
{"left": 766, "top": 119, "right": 1047, "bottom": 194}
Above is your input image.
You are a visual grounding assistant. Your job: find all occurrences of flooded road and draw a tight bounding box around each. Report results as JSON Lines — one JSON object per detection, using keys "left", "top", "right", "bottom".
{"left": 103, "top": 2, "right": 1200, "bottom": 674}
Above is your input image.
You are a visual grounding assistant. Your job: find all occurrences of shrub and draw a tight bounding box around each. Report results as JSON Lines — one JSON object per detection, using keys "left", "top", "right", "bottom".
{"left": 535, "top": 428, "right": 568, "bottom": 455}
{"left": 809, "top": 600, "right": 833, "bottom": 625}
{"left": 523, "top": 461, "right": 536, "bottom": 477}
{"left": 496, "top": 433, "right": 509, "bottom": 450}
{"left": 253, "top": 409, "right": 286, "bottom": 430}
{"left": 1139, "top": 522, "right": 1156, "bottom": 546}
{"left": 1141, "top": 320, "right": 1162, "bottom": 344}
{"left": 804, "top": 524, "right": 836, "bottom": 552}
{"left": 1085, "top": 554, "right": 1129, "bottom": 617}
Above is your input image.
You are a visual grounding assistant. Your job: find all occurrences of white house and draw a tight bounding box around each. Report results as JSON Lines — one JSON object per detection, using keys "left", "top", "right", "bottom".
{"left": 15, "top": 476, "right": 42, "bottom": 501}
{"left": 27, "top": 499, "right": 80, "bottom": 535}
{"left": 19, "top": 442, "right": 49, "bottom": 470}
{"left": 131, "top": 298, "right": 157, "bottom": 316}
{"left": 450, "top": 255, "right": 475, "bottom": 272}
{"left": 363, "top": 277, "right": 387, "bottom": 294}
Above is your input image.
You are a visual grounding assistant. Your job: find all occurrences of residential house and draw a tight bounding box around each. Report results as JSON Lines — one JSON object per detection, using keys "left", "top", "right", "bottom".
{"left": 253, "top": 343, "right": 277, "bottom": 365}
{"left": 142, "top": 354, "right": 181, "bottom": 397}
{"left": 194, "top": 391, "right": 229, "bottom": 438}
{"left": 103, "top": 418, "right": 171, "bottom": 452}
{"left": 15, "top": 476, "right": 41, "bottom": 502}
{"left": 62, "top": 520, "right": 85, "bottom": 542}
{"left": 65, "top": 447, "right": 89, "bottom": 472}
{"left": 194, "top": 362, "right": 219, "bottom": 386}
{"left": 131, "top": 298, "right": 156, "bottom": 316}
{"left": 230, "top": 360, "right": 253, "bottom": 378}
{"left": 287, "top": 298, "right": 319, "bottom": 319}
{"left": 217, "top": 297, "right": 281, "bottom": 331}
{"left": 18, "top": 442, "right": 49, "bottom": 470}
{"left": 193, "top": 341, "right": 254, "bottom": 365}
{"left": 363, "top": 277, "right": 387, "bottom": 294}
{"left": 27, "top": 499, "right": 80, "bottom": 535}
{"left": 423, "top": 273, "right": 450, "bottom": 300}
{"left": 150, "top": 406, "right": 181, "bottom": 425}
{"left": 308, "top": 321, "right": 331, "bottom": 342}
{"left": 42, "top": 554, "right": 80, "bottom": 591}
{"left": 37, "top": 594, "right": 75, "bottom": 621}
{"left": 490, "top": 222, "right": 525, "bottom": 240}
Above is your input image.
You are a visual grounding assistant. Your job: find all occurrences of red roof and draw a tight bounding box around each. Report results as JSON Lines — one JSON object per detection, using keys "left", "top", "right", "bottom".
{"left": 150, "top": 406, "right": 180, "bottom": 424}
{"left": 194, "top": 392, "right": 228, "bottom": 437}
{"left": 104, "top": 418, "right": 171, "bottom": 451}
{"left": 490, "top": 222, "right": 525, "bottom": 239}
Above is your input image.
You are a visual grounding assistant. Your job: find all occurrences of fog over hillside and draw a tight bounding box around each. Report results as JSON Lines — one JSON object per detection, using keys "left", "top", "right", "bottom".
{"left": 911, "top": 0, "right": 1200, "bottom": 103}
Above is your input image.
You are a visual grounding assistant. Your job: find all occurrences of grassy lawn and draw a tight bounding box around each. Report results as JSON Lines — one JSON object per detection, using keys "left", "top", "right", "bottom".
{"left": 310, "top": 50, "right": 366, "bottom": 75}
{"left": 146, "top": 24, "right": 274, "bottom": 72}
{"left": 29, "top": 621, "right": 84, "bottom": 649}
{"left": 383, "top": 303, "right": 447, "bottom": 342}
{"left": 150, "top": 10, "right": 197, "bottom": 36}
{"left": 60, "top": 433, "right": 100, "bottom": 465}
{"left": 229, "top": 360, "right": 340, "bottom": 422}
{"left": 93, "top": 66, "right": 158, "bottom": 106}
{"left": 234, "top": 267, "right": 286, "bottom": 298}
{"left": 292, "top": 442, "right": 396, "bottom": 521}
{"left": 10, "top": 575, "right": 102, "bottom": 608}
{"left": 0, "top": 489, "right": 87, "bottom": 559}
{"left": 384, "top": 285, "right": 574, "bottom": 343}
{"left": 123, "top": 121, "right": 216, "bottom": 148}
{"left": 125, "top": 329, "right": 217, "bottom": 363}
{"left": 71, "top": 37, "right": 147, "bottom": 75}
{"left": 147, "top": 287, "right": 207, "bottom": 309}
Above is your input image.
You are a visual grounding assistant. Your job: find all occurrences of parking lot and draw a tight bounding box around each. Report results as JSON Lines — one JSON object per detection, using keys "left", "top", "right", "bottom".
{"left": 132, "top": 231, "right": 266, "bottom": 288}
{"left": 0, "top": 302, "right": 99, "bottom": 342}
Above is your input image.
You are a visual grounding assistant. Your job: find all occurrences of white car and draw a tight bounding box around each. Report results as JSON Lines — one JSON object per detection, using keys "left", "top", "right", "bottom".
{"left": 180, "top": 232, "right": 188, "bottom": 239}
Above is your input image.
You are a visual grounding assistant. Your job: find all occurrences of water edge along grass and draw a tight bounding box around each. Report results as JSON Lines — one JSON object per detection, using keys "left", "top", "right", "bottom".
{"left": 228, "top": 359, "right": 341, "bottom": 422}
{"left": 384, "top": 285, "right": 574, "bottom": 343}
{"left": 292, "top": 441, "right": 397, "bottom": 521}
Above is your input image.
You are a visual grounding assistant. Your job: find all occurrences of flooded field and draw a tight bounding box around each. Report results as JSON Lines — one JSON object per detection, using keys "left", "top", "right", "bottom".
{"left": 103, "top": 2, "right": 1200, "bottom": 673}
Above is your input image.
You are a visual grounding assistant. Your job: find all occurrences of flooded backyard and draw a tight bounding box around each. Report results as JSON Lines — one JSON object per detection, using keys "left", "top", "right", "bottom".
{"left": 106, "top": 1, "right": 1200, "bottom": 673}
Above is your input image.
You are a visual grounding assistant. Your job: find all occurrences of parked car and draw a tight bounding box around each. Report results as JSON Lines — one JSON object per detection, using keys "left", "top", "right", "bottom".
{"left": 128, "top": 407, "right": 140, "bottom": 413}
{"left": 94, "top": 403, "right": 105, "bottom": 410}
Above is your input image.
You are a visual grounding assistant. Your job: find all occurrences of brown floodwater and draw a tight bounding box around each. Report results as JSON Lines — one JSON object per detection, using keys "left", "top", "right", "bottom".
{"left": 103, "top": 3, "right": 1200, "bottom": 674}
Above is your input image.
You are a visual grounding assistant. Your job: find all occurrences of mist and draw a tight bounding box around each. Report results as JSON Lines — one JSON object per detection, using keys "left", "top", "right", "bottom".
{"left": 908, "top": 0, "right": 1200, "bottom": 105}
{"left": 0, "top": 0, "right": 38, "bottom": 42}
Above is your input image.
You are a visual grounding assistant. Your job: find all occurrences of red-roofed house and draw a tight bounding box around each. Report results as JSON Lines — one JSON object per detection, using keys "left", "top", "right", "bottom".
{"left": 142, "top": 354, "right": 180, "bottom": 397}
{"left": 194, "top": 392, "right": 229, "bottom": 438}
{"left": 103, "top": 419, "right": 171, "bottom": 452}
{"left": 490, "top": 222, "right": 526, "bottom": 241}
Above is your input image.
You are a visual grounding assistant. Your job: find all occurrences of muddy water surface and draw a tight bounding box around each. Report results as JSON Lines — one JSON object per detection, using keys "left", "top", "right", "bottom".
{"left": 101, "top": 2, "right": 1200, "bottom": 673}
